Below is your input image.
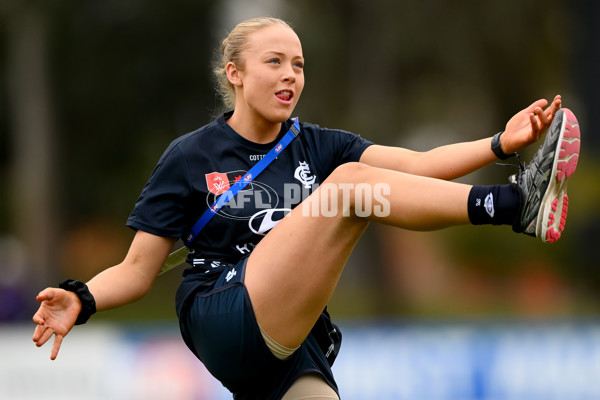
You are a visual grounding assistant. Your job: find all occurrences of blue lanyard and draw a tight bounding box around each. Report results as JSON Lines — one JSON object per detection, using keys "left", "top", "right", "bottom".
{"left": 184, "top": 118, "right": 301, "bottom": 245}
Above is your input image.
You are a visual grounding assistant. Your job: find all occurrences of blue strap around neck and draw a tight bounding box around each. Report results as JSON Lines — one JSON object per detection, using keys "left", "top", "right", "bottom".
{"left": 185, "top": 118, "right": 301, "bottom": 245}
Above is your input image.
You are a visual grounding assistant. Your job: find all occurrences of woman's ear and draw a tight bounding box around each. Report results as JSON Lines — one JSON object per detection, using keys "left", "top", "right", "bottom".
{"left": 226, "top": 62, "right": 242, "bottom": 87}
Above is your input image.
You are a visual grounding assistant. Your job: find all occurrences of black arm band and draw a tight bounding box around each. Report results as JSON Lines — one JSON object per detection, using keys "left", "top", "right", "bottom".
{"left": 59, "top": 279, "right": 97, "bottom": 325}
{"left": 491, "top": 131, "right": 515, "bottom": 160}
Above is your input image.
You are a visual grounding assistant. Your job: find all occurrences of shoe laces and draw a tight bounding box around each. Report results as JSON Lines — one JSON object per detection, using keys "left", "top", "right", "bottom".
{"left": 496, "top": 152, "right": 525, "bottom": 172}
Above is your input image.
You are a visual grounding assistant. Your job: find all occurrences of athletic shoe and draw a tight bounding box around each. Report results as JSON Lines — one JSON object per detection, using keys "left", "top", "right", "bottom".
{"left": 510, "top": 108, "right": 581, "bottom": 243}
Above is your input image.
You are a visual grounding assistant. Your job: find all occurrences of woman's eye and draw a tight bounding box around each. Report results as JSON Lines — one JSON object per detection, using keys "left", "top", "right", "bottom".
{"left": 294, "top": 61, "right": 304, "bottom": 69}
{"left": 268, "top": 58, "right": 280, "bottom": 64}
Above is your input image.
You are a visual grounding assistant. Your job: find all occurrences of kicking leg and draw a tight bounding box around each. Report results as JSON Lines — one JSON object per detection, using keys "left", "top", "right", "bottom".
{"left": 246, "top": 107, "right": 580, "bottom": 351}
{"left": 245, "top": 162, "right": 472, "bottom": 349}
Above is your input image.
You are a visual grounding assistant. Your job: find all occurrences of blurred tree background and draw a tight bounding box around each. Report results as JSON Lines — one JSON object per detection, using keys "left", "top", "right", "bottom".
{"left": 0, "top": 0, "right": 598, "bottom": 323}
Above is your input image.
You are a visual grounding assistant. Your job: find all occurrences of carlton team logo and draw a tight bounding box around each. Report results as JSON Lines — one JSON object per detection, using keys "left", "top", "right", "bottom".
{"left": 294, "top": 161, "right": 316, "bottom": 188}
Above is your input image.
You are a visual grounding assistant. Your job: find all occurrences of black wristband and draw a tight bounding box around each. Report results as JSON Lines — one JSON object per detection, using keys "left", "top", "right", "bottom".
{"left": 59, "top": 279, "right": 96, "bottom": 325}
{"left": 491, "top": 131, "right": 515, "bottom": 160}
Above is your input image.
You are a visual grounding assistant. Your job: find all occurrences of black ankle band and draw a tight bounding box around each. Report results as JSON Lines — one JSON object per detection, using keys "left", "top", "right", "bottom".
{"left": 468, "top": 184, "right": 521, "bottom": 226}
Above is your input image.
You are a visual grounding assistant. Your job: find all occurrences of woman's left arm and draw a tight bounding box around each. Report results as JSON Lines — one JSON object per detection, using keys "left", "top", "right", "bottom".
{"left": 359, "top": 95, "right": 562, "bottom": 180}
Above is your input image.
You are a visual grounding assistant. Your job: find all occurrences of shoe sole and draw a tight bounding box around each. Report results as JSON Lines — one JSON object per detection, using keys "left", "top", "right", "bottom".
{"left": 536, "top": 108, "right": 580, "bottom": 243}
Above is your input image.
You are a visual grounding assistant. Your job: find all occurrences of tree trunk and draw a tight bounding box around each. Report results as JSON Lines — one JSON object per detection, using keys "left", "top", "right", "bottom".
{"left": 6, "top": 3, "right": 59, "bottom": 285}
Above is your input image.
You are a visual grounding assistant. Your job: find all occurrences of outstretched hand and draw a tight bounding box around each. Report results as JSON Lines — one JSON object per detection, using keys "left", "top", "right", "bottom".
{"left": 32, "top": 288, "right": 82, "bottom": 360}
{"left": 501, "top": 95, "right": 562, "bottom": 154}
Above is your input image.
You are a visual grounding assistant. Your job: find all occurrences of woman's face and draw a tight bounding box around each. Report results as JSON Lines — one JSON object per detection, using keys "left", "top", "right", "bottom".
{"left": 229, "top": 24, "right": 305, "bottom": 125}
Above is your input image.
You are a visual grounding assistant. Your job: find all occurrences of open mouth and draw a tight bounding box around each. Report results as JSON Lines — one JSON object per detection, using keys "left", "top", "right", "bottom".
{"left": 275, "top": 90, "right": 293, "bottom": 102}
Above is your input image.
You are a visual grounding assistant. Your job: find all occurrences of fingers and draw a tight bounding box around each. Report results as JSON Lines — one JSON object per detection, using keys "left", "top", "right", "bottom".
{"left": 50, "top": 335, "right": 64, "bottom": 360}
{"left": 33, "top": 286, "right": 70, "bottom": 360}
{"left": 540, "top": 95, "right": 561, "bottom": 119}
{"left": 551, "top": 94, "right": 562, "bottom": 108}
{"left": 32, "top": 310, "right": 44, "bottom": 325}
{"left": 527, "top": 95, "right": 561, "bottom": 118}
{"left": 547, "top": 95, "right": 562, "bottom": 118}
{"left": 529, "top": 112, "right": 541, "bottom": 136}
{"left": 33, "top": 324, "right": 54, "bottom": 347}
{"left": 535, "top": 106, "right": 550, "bottom": 126}
{"left": 36, "top": 288, "right": 56, "bottom": 303}
{"left": 39, "top": 327, "right": 55, "bottom": 347}
{"left": 539, "top": 95, "right": 562, "bottom": 132}
{"left": 32, "top": 321, "right": 45, "bottom": 342}
{"left": 529, "top": 95, "right": 561, "bottom": 139}
{"left": 527, "top": 98, "right": 549, "bottom": 112}
{"left": 33, "top": 323, "right": 63, "bottom": 360}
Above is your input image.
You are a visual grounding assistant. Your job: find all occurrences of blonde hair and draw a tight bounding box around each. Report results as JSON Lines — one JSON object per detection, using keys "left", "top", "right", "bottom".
{"left": 213, "top": 17, "right": 294, "bottom": 109}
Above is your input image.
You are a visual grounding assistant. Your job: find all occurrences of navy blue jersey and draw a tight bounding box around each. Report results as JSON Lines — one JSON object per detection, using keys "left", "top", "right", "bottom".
{"left": 127, "top": 112, "right": 371, "bottom": 397}
{"left": 127, "top": 111, "right": 373, "bottom": 267}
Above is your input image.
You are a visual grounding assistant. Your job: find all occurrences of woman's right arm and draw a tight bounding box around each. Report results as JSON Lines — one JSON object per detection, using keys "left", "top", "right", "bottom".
{"left": 32, "top": 230, "right": 176, "bottom": 359}
{"left": 87, "top": 231, "right": 176, "bottom": 311}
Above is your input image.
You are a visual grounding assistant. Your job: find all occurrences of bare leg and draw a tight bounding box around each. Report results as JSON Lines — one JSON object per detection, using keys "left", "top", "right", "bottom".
{"left": 245, "top": 162, "right": 471, "bottom": 348}
{"left": 281, "top": 374, "right": 339, "bottom": 400}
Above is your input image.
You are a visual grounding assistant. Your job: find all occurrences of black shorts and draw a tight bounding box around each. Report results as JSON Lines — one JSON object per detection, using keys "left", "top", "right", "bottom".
{"left": 177, "top": 258, "right": 339, "bottom": 400}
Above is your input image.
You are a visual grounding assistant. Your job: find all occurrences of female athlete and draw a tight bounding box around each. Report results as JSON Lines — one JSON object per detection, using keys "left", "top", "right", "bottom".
{"left": 32, "top": 17, "right": 580, "bottom": 400}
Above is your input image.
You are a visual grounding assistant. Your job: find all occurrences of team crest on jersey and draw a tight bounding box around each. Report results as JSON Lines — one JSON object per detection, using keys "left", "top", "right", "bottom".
{"left": 294, "top": 161, "right": 316, "bottom": 188}
{"left": 205, "top": 172, "right": 230, "bottom": 195}
{"left": 205, "top": 170, "right": 252, "bottom": 195}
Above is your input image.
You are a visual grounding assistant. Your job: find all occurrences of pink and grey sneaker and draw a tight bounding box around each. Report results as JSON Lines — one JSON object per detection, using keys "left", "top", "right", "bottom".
{"left": 510, "top": 108, "right": 581, "bottom": 243}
